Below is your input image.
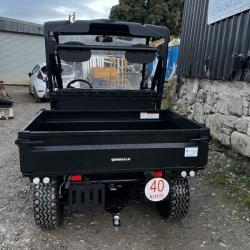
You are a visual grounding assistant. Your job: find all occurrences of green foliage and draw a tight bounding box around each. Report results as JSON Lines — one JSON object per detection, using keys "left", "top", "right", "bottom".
{"left": 109, "top": 0, "right": 184, "bottom": 36}
{"left": 209, "top": 161, "right": 250, "bottom": 209}
{"left": 214, "top": 172, "right": 229, "bottom": 186}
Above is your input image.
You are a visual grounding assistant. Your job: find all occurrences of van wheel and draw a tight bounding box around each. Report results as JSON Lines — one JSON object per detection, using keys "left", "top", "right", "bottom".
{"left": 156, "top": 175, "right": 190, "bottom": 220}
{"left": 34, "top": 89, "right": 41, "bottom": 103}
{"left": 33, "top": 179, "right": 63, "bottom": 229}
{"left": 28, "top": 85, "right": 32, "bottom": 95}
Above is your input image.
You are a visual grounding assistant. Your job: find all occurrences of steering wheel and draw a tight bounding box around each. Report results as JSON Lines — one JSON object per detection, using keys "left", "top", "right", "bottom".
{"left": 66, "top": 79, "right": 93, "bottom": 89}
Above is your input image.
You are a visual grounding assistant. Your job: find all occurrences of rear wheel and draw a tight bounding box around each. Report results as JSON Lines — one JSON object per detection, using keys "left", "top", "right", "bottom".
{"left": 33, "top": 179, "right": 63, "bottom": 229}
{"left": 156, "top": 175, "right": 190, "bottom": 220}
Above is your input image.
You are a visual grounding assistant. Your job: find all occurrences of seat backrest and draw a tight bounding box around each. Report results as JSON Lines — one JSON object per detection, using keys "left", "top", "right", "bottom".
{"left": 50, "top": 89, "right": 161, "bottom": 110}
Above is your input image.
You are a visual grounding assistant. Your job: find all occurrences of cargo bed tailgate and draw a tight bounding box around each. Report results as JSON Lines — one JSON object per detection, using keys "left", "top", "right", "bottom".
{"left": 17, "top": 110, "right": 209, "bottom": 176}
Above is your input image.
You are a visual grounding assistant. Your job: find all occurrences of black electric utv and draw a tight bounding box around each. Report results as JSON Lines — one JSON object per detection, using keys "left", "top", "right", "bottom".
{"left": 16, "top": 19, "right": 209, "bottom": 229}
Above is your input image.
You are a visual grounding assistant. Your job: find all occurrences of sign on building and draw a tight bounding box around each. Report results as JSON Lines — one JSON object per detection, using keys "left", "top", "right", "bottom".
{"left": 208, "top": 0, "right": 250, "bottom": 24}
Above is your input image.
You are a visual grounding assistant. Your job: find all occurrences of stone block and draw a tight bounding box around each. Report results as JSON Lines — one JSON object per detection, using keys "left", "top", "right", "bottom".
{"left": 211, "top": 105, "right": 217, "bottom": 113}
{"left": 203, "top": 103, "right": 212, "bottom": 114}
{"left": 221, "top": 127, "right": 234, "bottom": 135}
{"left": 242, "top": 98, "right": 249, "bottom": 108}
{"left": 193, "top": 103, "right": 205, "bottom": 124}
{"left": 243, "top": 107, "right": 249, "bottom": 116}
{"left": 205, "top": 114, "right": 221, "bottom": 140}
{"left": 186, "top": 92, "right": 197, "bottom": 104}
{"left": 215, "top": 100, "right": 229, "bottom": 115}
{"left": 176, "top": 99, "right": 188, "bottom": 115}
{"left": 207, "top": 93, "right": 216, "bottom": 105}
{"left": 219, "top": 134, "right": 231, "bottom": 146}
{"left": 192, "top": 79, "right": 199, "bottom": 94}
{"left": 183, "top": 80, "right": 199, "bottom": 103}
{"left": 199, "top": 81, "right": 206, "bottom": 90}
{"left": 231, "top": 81, "right": 244, "bottom": 90}
{"left": 231, "top": 131, "right": 250, "bottom": 157}
{"left": 197, "top": 89, "right": 207, "bottom": 103}
{"left": 200, "top": 80, "right": 211, "bottom": 91}
{"left": 179, "top": 84, "right": 187, "bottom": 99}
{"left": 247, "top": 122, "right": 250, "bottom": 136}
{"left": 228, "top": 96, "right": 243, "bottom": 116}
{"left": 220, "top": 115, "right": 237, "bottom": 128}
{"left": 235, "top": 118, "right": 249, "bottom": 133}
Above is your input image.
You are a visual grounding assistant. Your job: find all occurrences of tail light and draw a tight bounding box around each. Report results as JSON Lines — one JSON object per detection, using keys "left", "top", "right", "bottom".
{"left": 152, "top": 171, "right": 163, "bottom": 178}
{"left": 70, "top": 175, "right": 82, "bottom": 182}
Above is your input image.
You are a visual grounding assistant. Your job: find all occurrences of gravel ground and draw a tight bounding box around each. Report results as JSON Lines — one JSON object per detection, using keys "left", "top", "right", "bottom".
{"left": 0, "top": 86, "right": 249, "bottom": 250}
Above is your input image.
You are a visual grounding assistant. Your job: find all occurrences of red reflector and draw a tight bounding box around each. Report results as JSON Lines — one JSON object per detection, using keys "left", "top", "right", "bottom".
{"left": 153, "top": 171, "right": 163, "bottom": 178}
{"left": 70, "top": 175, "right": 82, "bottom": 181}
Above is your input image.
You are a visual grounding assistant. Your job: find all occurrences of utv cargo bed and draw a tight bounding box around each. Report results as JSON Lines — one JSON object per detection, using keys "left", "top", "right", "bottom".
{"left": 17, "top": 109, "right": 209, "bottom": 176}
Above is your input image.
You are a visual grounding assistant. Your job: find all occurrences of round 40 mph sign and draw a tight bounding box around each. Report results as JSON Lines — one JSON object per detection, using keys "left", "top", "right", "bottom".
{"left": 145, "top": 178, "right": 170, "bottom": 202}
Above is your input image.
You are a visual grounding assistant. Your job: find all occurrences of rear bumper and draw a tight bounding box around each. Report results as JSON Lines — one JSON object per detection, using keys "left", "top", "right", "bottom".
{"left": 67, "top": 176, "right": 146, "bottom": 211}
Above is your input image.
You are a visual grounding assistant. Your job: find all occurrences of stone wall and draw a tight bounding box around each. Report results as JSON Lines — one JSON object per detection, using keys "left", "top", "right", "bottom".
{"left": 174, "top": 78, "right": 250, "bottom": 158}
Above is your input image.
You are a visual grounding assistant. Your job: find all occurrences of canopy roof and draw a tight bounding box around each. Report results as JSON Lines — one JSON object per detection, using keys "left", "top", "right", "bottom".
{"left": 44, "top": 19, "right": 170, "bottom": 39}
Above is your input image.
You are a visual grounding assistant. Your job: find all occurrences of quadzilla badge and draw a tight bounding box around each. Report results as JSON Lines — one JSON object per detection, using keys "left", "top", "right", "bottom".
{"left": 111, "top": 157, "right": 131, "bottom": 162}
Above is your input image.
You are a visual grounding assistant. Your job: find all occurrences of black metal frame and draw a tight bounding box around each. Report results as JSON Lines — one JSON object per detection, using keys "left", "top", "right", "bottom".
{"left": 44, "top": 19, "right": 170, "bottom": 101}
{"left": 57, "top": 44, "right": 159, "bottom": 52}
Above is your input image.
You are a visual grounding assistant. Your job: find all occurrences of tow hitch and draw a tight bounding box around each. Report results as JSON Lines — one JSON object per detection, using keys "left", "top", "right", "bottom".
{"left": 112, "top": 213, "right": 121, "bottom": 227}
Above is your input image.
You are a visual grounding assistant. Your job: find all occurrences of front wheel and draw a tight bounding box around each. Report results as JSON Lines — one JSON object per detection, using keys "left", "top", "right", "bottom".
{"left": 33, "top": 179, "right": 64, "bottom": 229}
{"left": 156, "top": 175, "right": 190, "bottom": 220}
{"left": 33, "top": 89, "right": 42, "bottom": 103}
{"left": 28, "top": 85, "right": 32, "bottom": 95}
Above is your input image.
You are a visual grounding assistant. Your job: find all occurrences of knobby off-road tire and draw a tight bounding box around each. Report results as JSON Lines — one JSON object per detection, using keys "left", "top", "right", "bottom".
{"left": 157, "top": 175, "right": 190, "bottom": 220}
{"left": 33, "top": 180, "right": 63, "bottom": 229}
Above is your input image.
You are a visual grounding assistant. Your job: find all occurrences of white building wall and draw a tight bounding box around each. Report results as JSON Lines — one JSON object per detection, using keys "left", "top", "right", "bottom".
{"left": 0, "top": 31, "right": 45, "bottom": 85}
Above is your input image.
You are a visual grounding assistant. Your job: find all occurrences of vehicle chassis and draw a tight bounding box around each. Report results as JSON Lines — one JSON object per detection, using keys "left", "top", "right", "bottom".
{"left": 16, "top": 19, "right": 210, "bottom": 229}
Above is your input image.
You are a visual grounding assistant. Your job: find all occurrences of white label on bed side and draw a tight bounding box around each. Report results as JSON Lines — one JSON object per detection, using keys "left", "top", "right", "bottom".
{"left": 185, "top": 147, "right": 198, "bottom": 157}
{"left": 140, "top": 112, "right": 159, "bottom": 119}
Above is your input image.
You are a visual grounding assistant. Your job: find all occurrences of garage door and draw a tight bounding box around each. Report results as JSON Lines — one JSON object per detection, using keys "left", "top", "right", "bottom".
{"left": 0, "top": 31, "right": 45, "bottom": 85}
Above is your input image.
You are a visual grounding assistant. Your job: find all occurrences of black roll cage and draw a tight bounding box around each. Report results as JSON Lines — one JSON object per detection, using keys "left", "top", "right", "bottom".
{"left": 44, "top": 19, "right": 170, "bottom": 97}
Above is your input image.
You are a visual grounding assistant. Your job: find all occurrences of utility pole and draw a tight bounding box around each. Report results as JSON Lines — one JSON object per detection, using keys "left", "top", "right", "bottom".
{"left": 69, "top": 12, "right": 76, "bottom": 23}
